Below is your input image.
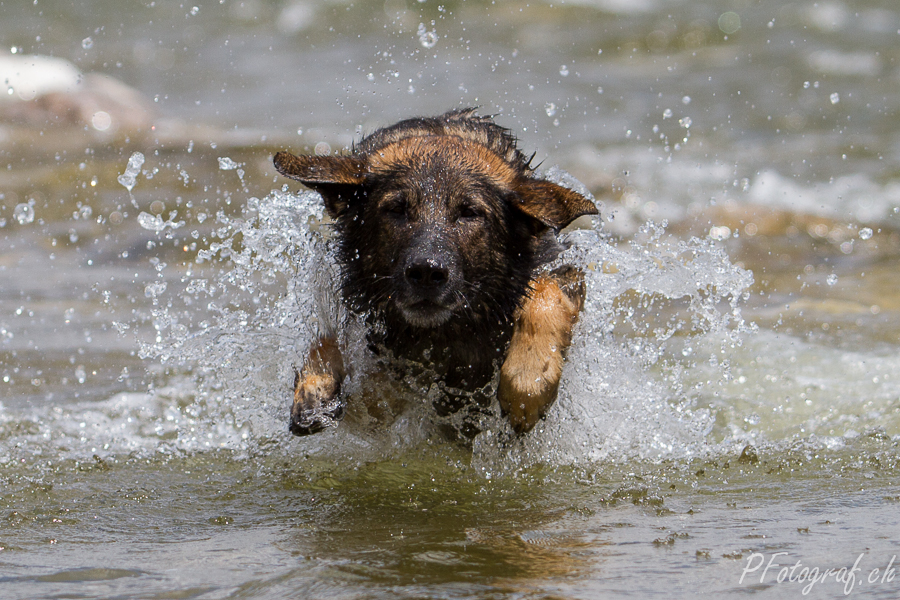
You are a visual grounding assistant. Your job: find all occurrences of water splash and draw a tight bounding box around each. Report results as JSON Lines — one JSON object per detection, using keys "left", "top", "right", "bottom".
{"left": 417, "top": 22, "right": 438, "bottom": 48}
{"left": 13, "top": 203, "right": 35, "bottom": 225}
{"left": 137, "top": 211, "right": 185, "bottom": 233}
{"left": 125, "top": 180, "right": 753, "bottom": 468}
{"left": 472, "top": 223, "right": 754, "bottom": 472}
{"left": 118, "top": 152, "right": 145, "bottom": 192}
{"left": 132, "top": 189, "right": 333, "bottom": 449}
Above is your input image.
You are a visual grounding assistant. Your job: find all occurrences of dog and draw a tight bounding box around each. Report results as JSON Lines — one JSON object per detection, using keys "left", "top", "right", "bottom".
{"left": 274, "top": 108, "right": 598, "bottom": 439}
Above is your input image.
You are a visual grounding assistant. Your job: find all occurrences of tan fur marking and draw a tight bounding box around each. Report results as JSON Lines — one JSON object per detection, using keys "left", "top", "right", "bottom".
{"left": 498, "top": 272, "right": 583, "bottom": 433}
{"left": 292, "top": 336, "right": 346, "bottom": 430}
{"left": 366, "top": 136, "right": 517, "bottom": 191}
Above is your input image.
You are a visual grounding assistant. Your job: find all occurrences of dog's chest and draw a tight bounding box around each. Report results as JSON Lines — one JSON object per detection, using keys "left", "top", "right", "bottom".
{"left": 367, "top": 323, "right": 509, "bottom": 388}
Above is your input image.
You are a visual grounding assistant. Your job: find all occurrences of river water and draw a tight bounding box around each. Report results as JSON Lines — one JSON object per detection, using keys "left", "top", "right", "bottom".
{"left": 2, "top": 0, "right": 900, "bottom": 598}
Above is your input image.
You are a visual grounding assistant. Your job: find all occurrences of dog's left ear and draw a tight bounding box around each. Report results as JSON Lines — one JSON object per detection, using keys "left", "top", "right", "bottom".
{"left": 274, "top": 151, "right": 367, "bottom": 217}
{"left": 513, "top": 178, "right": 599, "bottom": 231}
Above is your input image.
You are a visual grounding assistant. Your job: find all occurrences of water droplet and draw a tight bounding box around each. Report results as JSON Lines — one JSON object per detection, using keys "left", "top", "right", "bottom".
{"left": 559, "top": 65, "right": 569, "bottom": 77}
{"left": 366, "top": 72, "right": 375, "bottom": 82}
{"left": 679, "top": 116, "right": 692, "bottom": 128}
{"left": 217, "top": 156, "right": 239, "bottom": 170}
{"left": 859, "top": 227, "right": 873, "bottom": 240}
{"left": 117, "top": 152, "right": 145, "bottom": 192}
{"left": 709, "top": 226, "right": 731, "bottom": 241}
{"left": 718, "top": 12, "right": 741, "bottom": 35}
{"left": 830, "top": 92, "right": 840, "bottom": 104}
{"left": 190, "top": 5, "right": 200, "bottom": 15}
{"left": 91, "top": 111, "right": 112, "bottom": 131}
{"left": 663, "top": 108, "right": 673, "bottom": 119}
{"left": 138, "top": 212, "right": 166, "bottom": 232}
{"left": 826, "top": 274, "right": 838, "bottom": 286}
{"left": 682, "top": 95, "right": 691, "bottom": 105}
{"left": 417, "top": 23, "right": 438, "bottom": 48}
{"left": 81, "top": 37, "right": 94, "bottom": 50}
{"left": 545, "top": 102, "right": 557, "bottom": 117}
{"left": 13, "top": 203, "right": 35, "bottom": 225}
{"left": 314, "top": 142, "right": 332, "bottom": 156}
{"left": 144, "top": 281, "right": 168, "bottom": 298}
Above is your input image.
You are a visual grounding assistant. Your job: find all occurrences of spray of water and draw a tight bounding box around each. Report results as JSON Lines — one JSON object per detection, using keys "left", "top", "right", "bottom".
{"left": 128, "top": 179, "right": 753, "bottom": 468}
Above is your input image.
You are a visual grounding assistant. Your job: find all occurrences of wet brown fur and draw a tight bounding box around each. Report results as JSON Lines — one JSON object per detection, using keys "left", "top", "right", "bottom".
{"left": 274, "top": 109, "right": 598, "bottom": 437}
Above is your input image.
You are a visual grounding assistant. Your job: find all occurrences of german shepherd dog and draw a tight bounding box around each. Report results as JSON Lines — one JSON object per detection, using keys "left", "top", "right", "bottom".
{"left": 274, "top": 109, "right": 598, "bottom": 438}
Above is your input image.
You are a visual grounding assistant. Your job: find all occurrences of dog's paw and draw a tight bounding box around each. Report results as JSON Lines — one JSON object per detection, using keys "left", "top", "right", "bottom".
{"left": 290, "top": 370, "right": 345, "bottom": 436}
{"left": 498, "top": 349, "right": 563, "bottom": 434}
{"left": 498, "top": 274, "right": 579, "bottom": 434}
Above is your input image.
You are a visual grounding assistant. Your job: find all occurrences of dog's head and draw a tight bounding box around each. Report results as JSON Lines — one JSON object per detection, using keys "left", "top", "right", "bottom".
{"left": 274, "top": 109, "right": 598, "bottom": 331}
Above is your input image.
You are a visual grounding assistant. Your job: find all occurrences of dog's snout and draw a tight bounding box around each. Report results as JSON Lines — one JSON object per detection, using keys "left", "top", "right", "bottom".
{"left": 405, "top": 259, "right": 449, "bottom": 287}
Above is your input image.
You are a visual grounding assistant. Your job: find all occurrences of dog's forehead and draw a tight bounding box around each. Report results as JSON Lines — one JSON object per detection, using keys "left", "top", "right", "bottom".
{"left": 365, "top": 136, "right": 518, "bottom": 192}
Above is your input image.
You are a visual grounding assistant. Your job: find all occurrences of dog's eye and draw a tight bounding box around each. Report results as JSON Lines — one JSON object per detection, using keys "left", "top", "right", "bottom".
{"left": 458, "top": 204, "right": 482, "bottom": 220}
{"left": 382, "top": 198, "right": 407, "bottom": 218}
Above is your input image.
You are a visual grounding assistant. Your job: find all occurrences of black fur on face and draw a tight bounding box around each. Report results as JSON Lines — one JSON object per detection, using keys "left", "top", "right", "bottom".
{"left": 273, "top": 108, "right": 599, "bottom": 342}
{"left": 335, "top": 150, "right": 542, "bottom": 338}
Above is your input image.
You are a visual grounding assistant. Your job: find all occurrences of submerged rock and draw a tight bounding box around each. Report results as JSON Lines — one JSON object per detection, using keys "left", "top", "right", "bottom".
{"left": 0, "top": 53, "right": 154, "bottom": 139}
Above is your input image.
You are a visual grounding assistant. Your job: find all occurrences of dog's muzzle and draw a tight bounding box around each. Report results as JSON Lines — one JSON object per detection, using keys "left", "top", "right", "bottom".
{"left": 398, "top": 255, "right": 460, "bottom": 328}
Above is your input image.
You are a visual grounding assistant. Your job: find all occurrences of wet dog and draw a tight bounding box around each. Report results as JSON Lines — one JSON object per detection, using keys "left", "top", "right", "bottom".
{"left": 274, "top": 109, "right": 598, "bottom": 438}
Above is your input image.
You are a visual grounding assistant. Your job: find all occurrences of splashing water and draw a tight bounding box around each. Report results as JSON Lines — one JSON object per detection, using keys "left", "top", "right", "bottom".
{"left": 417, "top": 22, "right": 438, "bottom": 49}
{"left": 217, "top": 156, "right": 240, "bottom": 170}
{"left": 219, "top": 156, "right": 248, "bottom": 191}
{"left": 131, "top": 189, "right": 334, "bottom": 454}
{"left": 13, "top": 202, "right": 35, "bottom": 225}
{"left": 128, "top": 178, "right": 753, "bottom": 468}
{"left": 137, "top": 211, "right": 185, "bottom": 233}
{"left": 118, "top": 151, "right": 145, "bottom": 192}
{"left": 472, "top": 222, "right": 753, "bottom": 472}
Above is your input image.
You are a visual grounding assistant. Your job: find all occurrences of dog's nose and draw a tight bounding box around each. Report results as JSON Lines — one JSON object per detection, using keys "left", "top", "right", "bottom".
{"left": 405, "top": 259, "right": 449, "bottom": 287}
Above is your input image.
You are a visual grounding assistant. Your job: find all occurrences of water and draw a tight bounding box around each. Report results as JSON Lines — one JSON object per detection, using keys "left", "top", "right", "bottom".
{"left": 2, "top": 0, "right": 900, "bottom": 598}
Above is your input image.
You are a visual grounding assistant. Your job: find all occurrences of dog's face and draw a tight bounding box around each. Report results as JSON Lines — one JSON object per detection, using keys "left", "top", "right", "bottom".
{"left": 355, "top": 136, "right": 539, "bottom": 329}
{"left": 274, "top": 111, "right": 598, "bottom": 333}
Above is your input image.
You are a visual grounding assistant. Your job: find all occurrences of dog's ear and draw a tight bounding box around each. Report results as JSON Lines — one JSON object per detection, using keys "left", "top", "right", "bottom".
{"left": 513, "top": 178, "right": 599, "bottom": 231}
{"left": 274, "top": 151, "right": 367, "bottom": 217}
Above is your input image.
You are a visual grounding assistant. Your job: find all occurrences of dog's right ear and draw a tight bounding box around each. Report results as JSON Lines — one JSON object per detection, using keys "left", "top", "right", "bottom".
{"left": 274, "top": 151, "right": 368, "bottom": 217}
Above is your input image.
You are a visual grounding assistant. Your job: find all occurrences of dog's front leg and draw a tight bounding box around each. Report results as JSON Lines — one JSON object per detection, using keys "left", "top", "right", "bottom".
{"left": 291, "top": 336, "right": 346, "bottom": 436}
{"left": 498, "top": 267, "right": 585, "bottom": 434}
